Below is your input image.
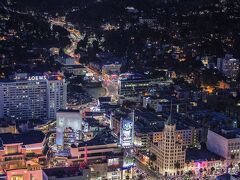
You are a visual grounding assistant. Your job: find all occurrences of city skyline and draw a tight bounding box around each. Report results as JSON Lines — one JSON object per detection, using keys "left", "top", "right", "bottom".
{"left": 1, "top": 0, "right": 240, "bottom": 180}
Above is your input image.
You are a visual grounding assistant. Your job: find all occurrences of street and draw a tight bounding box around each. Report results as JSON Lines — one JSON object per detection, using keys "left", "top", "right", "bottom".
{"left": 134, "top": 158, "right": 162, "bottom": 180}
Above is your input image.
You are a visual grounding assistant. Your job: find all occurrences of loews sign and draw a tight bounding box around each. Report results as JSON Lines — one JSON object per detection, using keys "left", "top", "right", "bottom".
{"left": 28, "top": 76, "right": 47, "bottom": 81}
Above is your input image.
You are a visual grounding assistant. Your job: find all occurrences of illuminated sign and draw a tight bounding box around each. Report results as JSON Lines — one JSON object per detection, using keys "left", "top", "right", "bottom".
{"left": 122, "top": 156, "right": 135, "bottom": 170}
{"left": 84, "top": 122, "right": 89, "bottom": 133}
{"left": 120, "top": 118, "right": 134, "bottom": 148}
{"left": 28, "top": 76, "right": 47, "bottom": 81}
{"left": 108, "top": 158, "right": 119, "bottom": 166}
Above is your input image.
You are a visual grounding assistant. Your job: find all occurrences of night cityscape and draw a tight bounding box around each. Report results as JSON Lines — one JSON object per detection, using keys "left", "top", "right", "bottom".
{"left": 1, "top": 0, "right": 240, "bottom": 179}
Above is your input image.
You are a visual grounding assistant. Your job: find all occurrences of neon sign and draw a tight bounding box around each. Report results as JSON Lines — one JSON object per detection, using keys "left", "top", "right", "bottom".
{"left": 28, "top": 76, "right": 47, "bottom": 81}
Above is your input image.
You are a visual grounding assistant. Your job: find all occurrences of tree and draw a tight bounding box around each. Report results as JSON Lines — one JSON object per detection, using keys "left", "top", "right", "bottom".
{"left": 211, "top": 167, "right": 215, "bottom": 174}
{"left": 186, "top": 170, "right": 193, "bottom": 177}
{"left": 174, "top": 161, "right": 180, "bottom": 169}
{"left": 77, "top": 36, "right": 88, "bottom": 51}
{"left": 150, "top": 153, "right": 157, "bottom": 161}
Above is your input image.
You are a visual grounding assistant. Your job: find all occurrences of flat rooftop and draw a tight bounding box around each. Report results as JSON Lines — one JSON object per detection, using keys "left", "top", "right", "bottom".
{"left": 135, "top": 111, "right": 202, "bottom": 134}
{"left": 212, "top": 128, "right": 240, "bottom": 139}
{"left": 0, "top": 72, "right": 64, "bottom": 83}
{"left": 119, "top": 73, "right": 147, "bottom": 81}
{"left": 186, "top": 148, "right": 222, "bottom": 162}
{"left": 0, "top": 130, "right": 45, "bottom": 146}
{"left": 78, "top": 130, "right": 117, "bottom": 147}
{"left": 43, "top": 167, "right": 85, "bottom": 178}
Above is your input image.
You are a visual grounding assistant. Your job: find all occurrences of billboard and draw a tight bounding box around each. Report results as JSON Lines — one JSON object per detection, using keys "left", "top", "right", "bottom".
{"left": 120, "top": 117, "right": 134, "bottom": 148}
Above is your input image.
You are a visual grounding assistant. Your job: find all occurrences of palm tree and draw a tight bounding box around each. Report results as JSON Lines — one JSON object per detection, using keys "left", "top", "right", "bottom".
{"left": 174, "top": 161, "right": 181, "bottom": 175}
{"left": 150, "top": 153, "right": 157, "bottom": 161}
{"left": 174, "top": 161, "right": 180, "bottom": 169}
{"left": 211, "top": 167, "right": 215, "bottom": 174}
{"left": 186, "top": 170, "right": 193, "bottom": 177}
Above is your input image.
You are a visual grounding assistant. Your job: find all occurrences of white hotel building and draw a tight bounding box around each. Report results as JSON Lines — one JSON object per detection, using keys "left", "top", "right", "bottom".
{"left": 0, "top": 72, "right": 67, "bottom": 120}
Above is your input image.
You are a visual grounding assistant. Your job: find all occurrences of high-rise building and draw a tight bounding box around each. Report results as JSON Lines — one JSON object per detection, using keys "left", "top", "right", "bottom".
{"left": 0, "top": 72, "right": 67, "bottom": 120}
{"left": 150, "top": 114, "right": 186, "bottom": 176}
{"left": 217, "top": 54, "right": 240, "bottom": 80}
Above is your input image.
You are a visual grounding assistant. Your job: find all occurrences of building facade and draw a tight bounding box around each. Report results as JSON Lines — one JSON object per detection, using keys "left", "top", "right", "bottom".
{"left": 0, "top": 130, "right": 47, "bottom": 172}
{"left": 56, "top": 110, "right": 83, "bottom": 148}
{"left": 118, "top": 73, "right": 150, "bottom": 96}
{"left": 0, "top": 73, "right": 67, "bottom": 120}
{"left": 150, "top": 115, "right": 186, "bottom": 176}
{"left": 217, "top": 55, "right": 240, "bottom": 80}
{"left": 207, "top": 129, "right": 240, "bottom": 160}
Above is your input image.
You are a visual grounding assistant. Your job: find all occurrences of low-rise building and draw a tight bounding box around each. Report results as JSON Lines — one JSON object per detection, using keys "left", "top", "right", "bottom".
{"left": 61, "top": 65, "right": 87, "bottom": 75}
{"left": 0, "top": 130, "right": 47, "bottom": 172}
{"left": 42, "top": 167, "right": 90, "bottom": 180}
{"left": 6, "top": 167, "right": 90, "bottom": 180}
{"left": 143, "top": 97, "right": 187, "bottom": 113}
{"left": 67, "top": 130, "right": 123, "bottom": 180}
{"left": 207, "top": 128, "right": 240, "bottom": 160}
{"left": 185, "top": 148, "right": 223, "bottom": 175}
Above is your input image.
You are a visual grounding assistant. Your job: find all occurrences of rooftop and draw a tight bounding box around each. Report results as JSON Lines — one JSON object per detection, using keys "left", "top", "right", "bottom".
{"left": 57, "top": 109, "right": 80, "bottom": 113}
{"left": 0, "top": 130, "right": 45, "bottom": 146}
{"left": 186, "top": 148, "right": 222, "bottom": 162}
{"left": 212, "top": 128, "right": 240, "bottom": 139}
{"left": 119, "top": 73, "right": 147, "bottom": 81}
{"left": 0, "top": 72, "right": 64, "bottom": 83}
{"left": 43, "top": 167, "right": 85, "bottom": 178}
{"left": 78, "top": 130, "right": 117, "bottom": 147}
{"left": 99, "top": 96, "right": 111, "bottom": 103}
{"left": 135, "top": 110, "right": 202, "bottom": 134}
{"left": 63, "top": 64, "right": 85, "bottom": 68}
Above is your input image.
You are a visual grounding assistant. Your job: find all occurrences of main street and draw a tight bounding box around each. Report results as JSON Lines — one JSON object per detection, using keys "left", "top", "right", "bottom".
{"left": 134, "top": 158, "right": 162, "bottom": 180}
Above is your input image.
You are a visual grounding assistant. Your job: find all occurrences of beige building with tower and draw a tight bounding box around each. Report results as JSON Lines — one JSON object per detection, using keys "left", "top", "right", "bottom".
{"left": 150, "top": 114, "right": 186, "bottom": 176}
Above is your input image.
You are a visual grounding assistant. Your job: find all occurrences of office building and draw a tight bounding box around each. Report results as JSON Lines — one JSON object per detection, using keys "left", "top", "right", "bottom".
{"left": 143, "top": 96, "right": 187, "bottom": 113}
{"left": 134, "top": 109, "right": 202, "bottom": 151}
{"left": 118, "top": 73, "right": 150, "bottom": 96}
{"left": 207, "top": 128, "right": 240, "bottom": 160}
{"left": 0, "top": 72, "right": 67, "bottom": 120}
{"left": 150, "top": 114, "right": 186, "bottom": 176}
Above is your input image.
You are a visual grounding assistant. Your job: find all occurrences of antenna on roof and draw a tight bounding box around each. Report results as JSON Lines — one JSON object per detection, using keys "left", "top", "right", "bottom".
{"left": 166, "top": 98, "right": 175, "bottom": 125}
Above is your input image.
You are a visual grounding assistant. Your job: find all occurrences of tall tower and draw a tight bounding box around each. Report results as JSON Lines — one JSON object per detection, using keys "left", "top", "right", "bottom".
{"left": 150, "top": 112, "right": 186, "bottom": 176}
